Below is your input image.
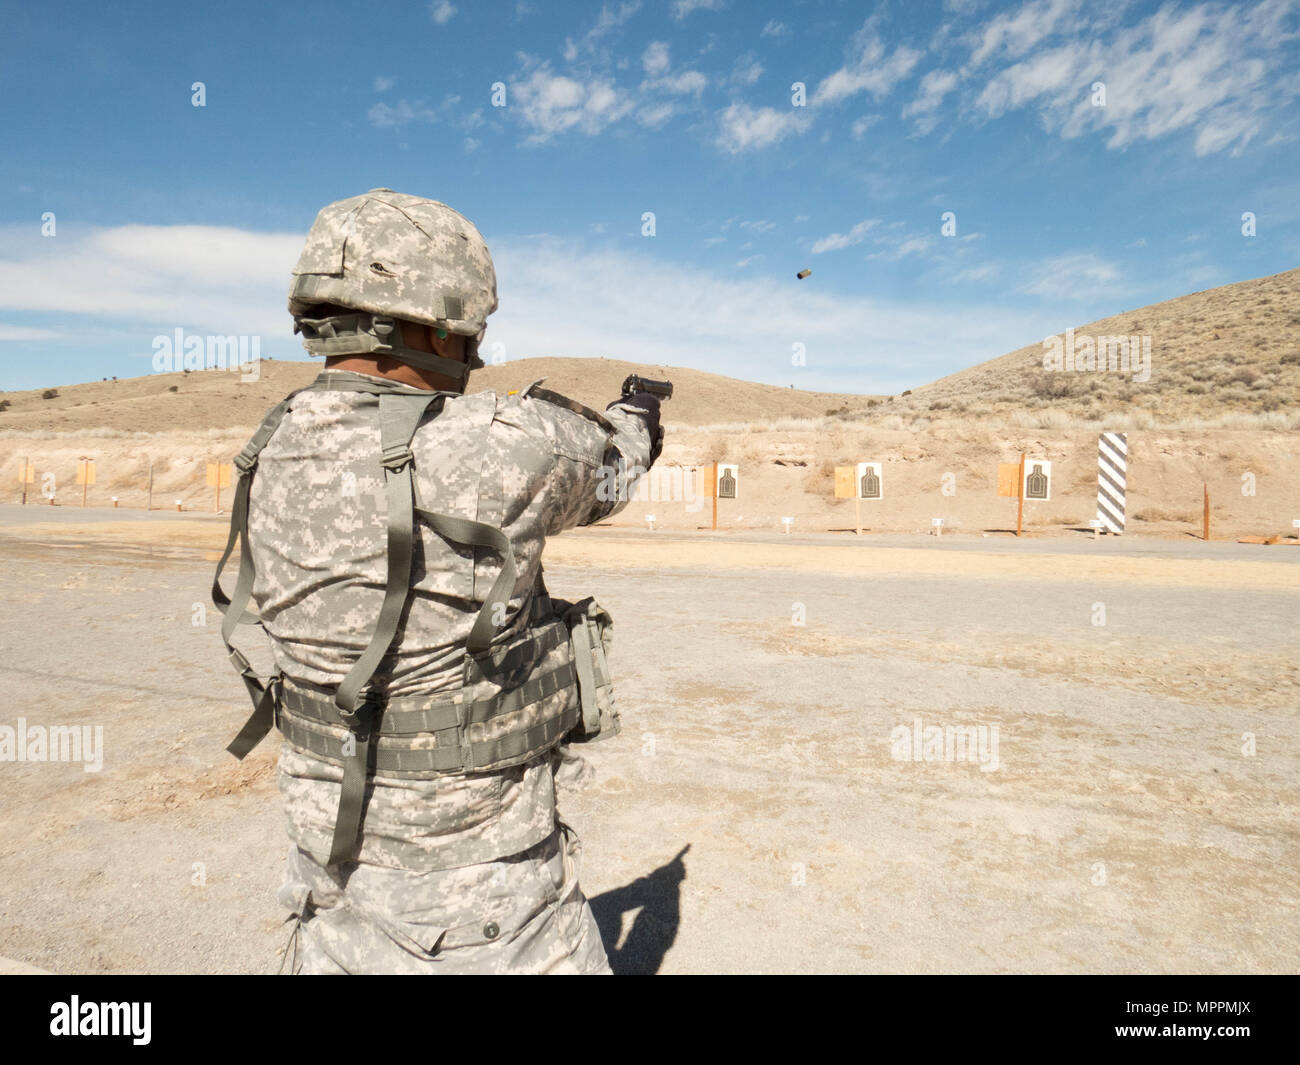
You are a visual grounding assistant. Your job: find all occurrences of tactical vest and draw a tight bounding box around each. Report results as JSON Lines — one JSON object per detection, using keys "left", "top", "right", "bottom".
{"left": 213, "top": 375, "right": 618, "bottom": 866}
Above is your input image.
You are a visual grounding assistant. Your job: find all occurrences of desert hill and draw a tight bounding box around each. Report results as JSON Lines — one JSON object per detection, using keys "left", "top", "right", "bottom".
{"left": 0, "top": 356, "right": 872, "bottom": 435}
{"left": 897, "top": 265, "right": 1300, "bottom": 426}
{"left": 1, "top": 264, "right": 1297, "bottom": 434}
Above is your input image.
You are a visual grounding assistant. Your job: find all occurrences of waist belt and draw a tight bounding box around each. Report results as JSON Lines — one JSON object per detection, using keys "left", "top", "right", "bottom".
{"left": 277, "top": 656, "right": 579, "bottom": 776}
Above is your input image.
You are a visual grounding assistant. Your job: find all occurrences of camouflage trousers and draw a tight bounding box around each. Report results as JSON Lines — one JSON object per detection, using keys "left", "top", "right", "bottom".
{"left": 277, "top": 820, "right": 611, "bottom": 974}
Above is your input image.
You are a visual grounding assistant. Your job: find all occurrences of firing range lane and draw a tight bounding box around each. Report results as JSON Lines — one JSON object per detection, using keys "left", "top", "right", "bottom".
{"left": 573, "top": 524, "right": 1300, "bottom": 562}
{"left": 5, "top": 507, "right": 1294, "bottom": 569}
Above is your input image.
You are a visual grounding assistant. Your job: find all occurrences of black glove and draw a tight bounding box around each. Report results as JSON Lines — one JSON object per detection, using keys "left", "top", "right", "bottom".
{"left": 608, "top": 392, "right": 663, "bottom": 463}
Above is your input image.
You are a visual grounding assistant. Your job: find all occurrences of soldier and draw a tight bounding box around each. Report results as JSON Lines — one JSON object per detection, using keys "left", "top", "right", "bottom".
{"left": 213, "top": 189, "right": 663, "bottom": 973}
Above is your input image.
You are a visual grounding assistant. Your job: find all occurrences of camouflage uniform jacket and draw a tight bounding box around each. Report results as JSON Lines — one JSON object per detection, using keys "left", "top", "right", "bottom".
{"left": 246, "top": 369, "right": 654, "bottom": 871}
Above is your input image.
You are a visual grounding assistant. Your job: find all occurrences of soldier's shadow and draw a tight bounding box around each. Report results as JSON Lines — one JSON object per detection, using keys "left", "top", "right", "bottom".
{"left": 588, "top": 844, "right": 690, "bottom": 975}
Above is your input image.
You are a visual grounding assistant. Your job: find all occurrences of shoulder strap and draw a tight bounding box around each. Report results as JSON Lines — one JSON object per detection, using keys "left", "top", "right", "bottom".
{"left": 213, "top": 390, "right": 303, "bottom": 759}
{"left": 325, "top": 390, "right": 443, "bottom": 865}
{"left": 333, "top": 390, "right": 446, "bottom": 715}
{"left": 524, "top": 382, "right": 617, "bottom": 435}
{"left": 212, "top": 391, "right": 302, "bottom": 624}
{"left": 414, "top": 509, "right": 518, "bottom": 655}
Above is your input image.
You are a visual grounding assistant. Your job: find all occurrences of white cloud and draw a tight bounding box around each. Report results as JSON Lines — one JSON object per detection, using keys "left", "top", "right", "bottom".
{"left": 716, "top": 102, "right": 812, "bottom": 152}
{"left": 739, "top": 219, "right": 776, "bottom": 232}
{"left": 811, "top": 219, "right": 878, "bottom": 254}
{"left": 950, "top": 263, "right": 999, "bottom": 283}
{"left": 510, "top": 61, "right": 635, "bottom": 142}
{"left": 1018, "top": 253, "right": 1121, "bottom": 299}
{"left": 671, "top": 0, "right": 724, "bottom": 21}
{"left": 638, "top": 102, "right": 675, "bottom": 127}
{"left": 566, "top": 1, "right": 642, "bottom": 60}
{"left": 971, "top": 0, "right": 1297, "bottom": 156}
{"left": 642, "top": 40, "right": 670, "bottom": 75}
{"left": 967, "top": 0, "right": 1079, "bottom": 67}
{"left": 0, "top": 324, "right": 64, "bottom": 341}
{"left": 903, "top": 68, "right": 958, "bottom": 120}
{"left": 902, "top": 68, "right": 960, "bottom": 134}
{"left": 0, "top": 224, "right": 302, "bottom": 345}
{"left": 761, "top": 20, "right": 789, "bottom": 38}
{"left": 373, "top": 75, "right": 396, "bottom": 92}
{"left": 812, "top": 19, "right": 923, "bottom": 106}
{"left": 428, "top": 1, "right": 457, "bottom": 25}
{"left": 464, "top": 137, "right": 481, "bottom": 153}
{"left": 735, "top": 255, "right": 761, "bottom": 268}
{"left": 591, "top": 0, "right": 641, "bottom": 36}
{"left": 638, "top": 39, "right": 706, "bottom": 97}
{"left": 868, "top": 236, "right": 937, "bottom": 261}
{"left": 368, "top": 99, "right": 438, "bottom": 129}
{"left": 851, "top": 114, "right": 882, "bottom": 139}
{"left": 730, "top": 52, "right": 763, "bottom": 87}
{"left": 486, "top": 234, "right": 1077, "bottom": 392}
{"left": 647, "top": 70, "right": 707, "bottom": 96}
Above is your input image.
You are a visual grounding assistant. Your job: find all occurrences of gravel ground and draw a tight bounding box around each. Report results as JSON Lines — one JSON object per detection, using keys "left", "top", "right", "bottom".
{"left": 0, "top": 517, "right": 1295, "bottom": 974}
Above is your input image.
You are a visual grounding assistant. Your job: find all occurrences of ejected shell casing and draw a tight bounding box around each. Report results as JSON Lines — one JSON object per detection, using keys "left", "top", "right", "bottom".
{"left": 796, "top": 268, "right": 811, "bottom": 279}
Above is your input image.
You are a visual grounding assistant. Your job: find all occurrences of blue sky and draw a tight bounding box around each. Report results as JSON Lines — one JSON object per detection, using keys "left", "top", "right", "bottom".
{"left": 1, "top": 0, "right": 1298, "bottom": 393}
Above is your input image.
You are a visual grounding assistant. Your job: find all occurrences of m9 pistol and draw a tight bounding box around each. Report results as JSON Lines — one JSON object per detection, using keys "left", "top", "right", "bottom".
{"left": 621, "top": 374, "right": 674, "bottom": 401}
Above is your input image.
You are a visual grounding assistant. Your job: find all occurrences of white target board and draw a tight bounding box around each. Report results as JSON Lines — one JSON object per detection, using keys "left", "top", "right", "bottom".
{"left": 716, "top": 464, "right": 738, "bottom": 499}
{"left": 1022, "top": 460, "right": 1052, "bottom": 501}
{"left": 856, "top": 462, "right": 883, "bottom": 500}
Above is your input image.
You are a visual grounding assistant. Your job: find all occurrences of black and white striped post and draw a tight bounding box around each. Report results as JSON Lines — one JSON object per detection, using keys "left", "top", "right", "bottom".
{"left": 1097, "top": 432, "right": 1128, "bottom": 534}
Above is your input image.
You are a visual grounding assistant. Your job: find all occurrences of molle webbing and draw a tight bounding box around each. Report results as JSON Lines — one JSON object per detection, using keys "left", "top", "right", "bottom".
{"left": 276, "top": 641, "right": 580, "bottom": 777}
{"left": 566, "top": 602, "right": 614, "bottom": 736}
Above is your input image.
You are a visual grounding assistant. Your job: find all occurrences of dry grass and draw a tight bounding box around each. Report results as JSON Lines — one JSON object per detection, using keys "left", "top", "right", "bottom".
{"left": 1133, "top": 508, "right": 1200, "bottom": 523}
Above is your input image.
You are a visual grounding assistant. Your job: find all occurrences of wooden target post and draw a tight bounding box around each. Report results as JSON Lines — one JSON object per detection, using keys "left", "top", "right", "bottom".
{"left": 20, "top": 458, "right": 34, "bottom": 505}
{"left": 833, "top": 466, "right": 857, "bottom": 533}
{"left": 712, "top": 462, "right": 718, "bottom": 532}
{"left": 76, "top": 459, "right": 96, "bottom": 508}
{"left": 207, "top": 462, "right": 232, "bottom": 513}
{"left": 1016, "top": 452, "right": 1026, "bottom": 537}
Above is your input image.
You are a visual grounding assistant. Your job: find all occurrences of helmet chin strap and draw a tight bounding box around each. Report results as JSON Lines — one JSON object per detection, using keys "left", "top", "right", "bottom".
{"left": 295, "top": 312, "right": 473, "bottom": 381}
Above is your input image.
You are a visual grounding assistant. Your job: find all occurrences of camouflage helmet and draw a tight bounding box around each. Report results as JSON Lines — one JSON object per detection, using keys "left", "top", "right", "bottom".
{"left": 287, "top": 188, "right": 498, "bottom": 380}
